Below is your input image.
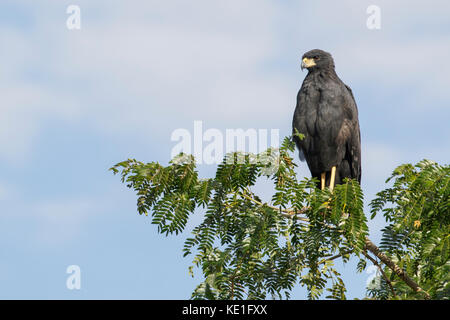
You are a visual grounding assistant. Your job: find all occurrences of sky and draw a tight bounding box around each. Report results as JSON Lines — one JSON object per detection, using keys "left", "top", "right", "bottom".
{"left": 0, "top": 0, "right": 449, "bottom": 299}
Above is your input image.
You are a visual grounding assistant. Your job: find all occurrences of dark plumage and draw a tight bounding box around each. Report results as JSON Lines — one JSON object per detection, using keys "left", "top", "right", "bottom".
{"left": 292, "top": 49, "right": 361, "bottom": 189}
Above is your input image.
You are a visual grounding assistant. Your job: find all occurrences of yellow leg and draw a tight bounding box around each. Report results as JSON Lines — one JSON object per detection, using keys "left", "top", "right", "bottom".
{"left": 321, "top": 173, "right": 326, "bottom": 190}
{"left": 330, "top": 166, "right": 336, "bottom": 191}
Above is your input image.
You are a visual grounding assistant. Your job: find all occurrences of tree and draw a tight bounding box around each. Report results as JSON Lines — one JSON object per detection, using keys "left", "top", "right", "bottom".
{"left": 110, "top": 137, "right": 449, "bottom": 300}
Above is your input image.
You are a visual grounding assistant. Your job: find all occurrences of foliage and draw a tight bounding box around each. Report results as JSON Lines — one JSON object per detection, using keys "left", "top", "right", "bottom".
{"left": 110, "top": 137, "right": 449, "bottom": 300}
{"left": 368, "top": 160, "right": 450, "bottom": 299}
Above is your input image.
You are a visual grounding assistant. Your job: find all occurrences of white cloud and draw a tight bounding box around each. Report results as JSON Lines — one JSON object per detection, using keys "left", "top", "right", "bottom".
{"left": 361, "top": 143, "right": 404, "bottom": 192}
{"left": 0, "top": 176, "right": 135, "bottom": 249}
{"left": 56, "top": 2, "right": 287, "bottom": 127}
{"left": 33, "top": 198, "right": 98, "bottom": 245}
{"left": 0, "top": 81, "right": 82, "bottom": 163}
{"left": 0, "top": 181, "right": 9, "bottom": 201}
{"left": 336, "top": 37, "right": 450, "bottom": 108}
{"left": 2, "top": 192, "right": 118, "bottom": 248}
{"left": 0, "top": 0, "right": 289, "bottom": 163}
{"left": 1, "top": 0, "right": 449, "bottom": 164}
{"left": 362, "top": 141, "right": 450, "bottom": 194}
{"left": 0, "top": 25, "right": 83, "bottom": 163}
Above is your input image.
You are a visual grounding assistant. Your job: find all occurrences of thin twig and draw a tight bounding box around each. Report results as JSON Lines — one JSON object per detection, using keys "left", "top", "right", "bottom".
{"left": 318, "top": 251, "right": 352, "bottom": 265}
{"left": 240, "top": 192, "right": 309, "bottom": 222}
{"left": 239, "top": 191, "right": 429, "bottom": 298}
{"left": 362, "top": 250, "right": 396, "bottom": 298}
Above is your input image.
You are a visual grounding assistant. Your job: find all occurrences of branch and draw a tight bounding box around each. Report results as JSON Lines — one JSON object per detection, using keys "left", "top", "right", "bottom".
{"left": 239, "top": 191, "right": 430, "bottom": 299}
{"left": 364, "top": 237, "right": 430, "bottom": 299}
{"left": 362, "top": 250, "right": 396, "bottom": 298}
{"left": 240, "top": 191, "right": 309, "bottom": 222}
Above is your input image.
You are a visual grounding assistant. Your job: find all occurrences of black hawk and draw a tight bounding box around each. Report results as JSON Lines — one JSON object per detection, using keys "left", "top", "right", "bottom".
{"left": 292, "top": 49, "right": 361, "bottom": 190}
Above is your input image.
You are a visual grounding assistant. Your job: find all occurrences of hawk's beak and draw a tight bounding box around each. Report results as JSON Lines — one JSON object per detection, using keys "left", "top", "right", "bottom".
{"left": 301, "top": 57, "right": 316, "bottom": 70}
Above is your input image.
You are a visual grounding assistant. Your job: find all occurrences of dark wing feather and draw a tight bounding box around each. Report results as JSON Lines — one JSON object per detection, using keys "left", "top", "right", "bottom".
{"left": 343, "top": 84, "right": 361, "bottom": 182}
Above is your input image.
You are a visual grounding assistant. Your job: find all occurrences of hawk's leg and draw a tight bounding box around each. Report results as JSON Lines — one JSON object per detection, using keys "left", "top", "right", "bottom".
{"left": 321, "top": 172, "right": 326, "bottom": 190}
{"left": 330, "top": 166, "right": 336, "bottom": 191}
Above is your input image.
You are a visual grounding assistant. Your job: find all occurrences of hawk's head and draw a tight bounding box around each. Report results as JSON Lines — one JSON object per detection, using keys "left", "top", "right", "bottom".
{"left": 301, "top": 49, "right": 335, "bottom": 71}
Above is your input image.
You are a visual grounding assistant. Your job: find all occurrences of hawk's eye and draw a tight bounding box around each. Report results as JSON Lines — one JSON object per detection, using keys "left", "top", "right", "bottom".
{"left": 314, "top": 56, "right": 320, "bottom": 60}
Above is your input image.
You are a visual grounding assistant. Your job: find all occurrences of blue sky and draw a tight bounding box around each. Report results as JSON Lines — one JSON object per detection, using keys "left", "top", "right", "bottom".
{"left": 1, "top": 0, "right": 449, "bottom": 299}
